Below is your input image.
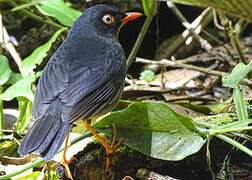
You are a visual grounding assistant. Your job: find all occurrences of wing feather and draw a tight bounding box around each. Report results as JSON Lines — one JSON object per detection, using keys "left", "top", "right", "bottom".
{"left": 32, "top": 49, "right": 126, "bottom": 123}
{"left": 61, "top": 79, "right": 122, "bottom": 123}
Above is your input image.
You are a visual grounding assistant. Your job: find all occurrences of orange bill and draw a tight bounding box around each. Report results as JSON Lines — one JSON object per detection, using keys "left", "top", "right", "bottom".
{"left": 122, "top": 12, "right": 143, "bottom": 22}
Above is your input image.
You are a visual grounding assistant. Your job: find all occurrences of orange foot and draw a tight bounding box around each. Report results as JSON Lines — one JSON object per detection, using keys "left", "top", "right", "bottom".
{"left": 59, "top": 131, "right": 77, "bottom": 179}
{"left": 60, "top": 157, "right": 74, "bottom": 180}
{"left": 83, "top": 120, "right": 124, "bottom": 169}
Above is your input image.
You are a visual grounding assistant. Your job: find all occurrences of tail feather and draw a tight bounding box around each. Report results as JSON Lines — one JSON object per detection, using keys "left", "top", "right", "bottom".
{"left": 18, "top": 100, "right": 72, "bottom": 160}
{"left": 40, "top": 122, "right": 71, "bottom": 160}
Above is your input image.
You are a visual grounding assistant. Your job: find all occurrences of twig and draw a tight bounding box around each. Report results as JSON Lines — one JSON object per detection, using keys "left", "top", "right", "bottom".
{"left": 212, "top": 10, "right": 224, "bottom": 30}
{"left": 156, "top": 7, "right": 213, "bottom": 60}
{"left": 218, "top": 13, "right": 248, "bottom": 64}
{"left": 166, "top": 1, "right": 212, "bottom": 52}
{"left": 218, "top": 13, "right": 252, "bottom": 79}
{"left": 136, "top": 57, "right": 252, "bottom": 86}
{"left": 2, "top": 27, "right": 22, "bottom": 67}
{"left": 0, "top": 14, "right": 22, "bottom": 67}
{"left": 201, "top": 29, "right": 236, "bottom": 64}
{"left": 0, "top": 154, "right": 38, "bottom": 165}
{"left": 136, "top": 57, "right": 227, "bottom": 76}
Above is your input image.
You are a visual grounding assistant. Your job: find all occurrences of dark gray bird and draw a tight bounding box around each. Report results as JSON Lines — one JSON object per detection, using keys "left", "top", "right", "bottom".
{"left": 18, "top": 4, "right": 142, "bottom": 179}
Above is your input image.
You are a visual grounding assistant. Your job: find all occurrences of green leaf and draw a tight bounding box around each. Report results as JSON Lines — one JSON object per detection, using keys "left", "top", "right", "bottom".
{"left": 168, "top": 0, "right": 252, "bottom": 22}
{"left": 141, "top": 0, "right": 157, "bottom": 16}
{"left": 16, "top": 98, "right": 32, "bottom": 134}
{"left": 210, "top": 120, "right": 251, "bottom": 132}
{"left": 5, "top": 72, "right": 22, "bottom": 85}
{"left": 15, "top": 171, "right": 41, "bottom": 180}
{"left": 0, "top": 73, "right": 35, "bottom": 101}
{"left": 177, "top": 101, "right": 233, "bottom": 114}
{"left": 222, "top": 61, "right": 252, "bottom": 88}
{"left": 36, "top": 0, "right": 81, "bottom": 27}
{"left": 72, "top": 100, "right": 132, "bottom": 134}
{"left": 11, "top": 0, "right": 43, "bottom": 11}
{"left": 0, "top": 55, "right": 12, "bottom": 86}
{"left": 0, "top": 140, "right": 19, "bottom": 157}
{"left": 19, "top": 28, "right": 67, "bottom": 78}
{"left": 234, "top": 87, "right": 248, "bottom": 121}
{"left": 94, "top": 102, "right": 206, "bottom": 161}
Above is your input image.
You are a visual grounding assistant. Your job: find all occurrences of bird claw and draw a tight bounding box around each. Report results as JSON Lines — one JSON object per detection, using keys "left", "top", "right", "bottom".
{"left": 83, "top": 121, "right": 124, "bottom": 169}
{"left": 105, "top": 137, "right": 124, "bottom": 169}
{"left": 60, "top": 157, "right": 74, "bottom": 180}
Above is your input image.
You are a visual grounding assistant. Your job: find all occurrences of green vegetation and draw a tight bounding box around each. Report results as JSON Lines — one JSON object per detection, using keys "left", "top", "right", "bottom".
{"left": 0, "top": 0, "right": 251, "bottom": 179}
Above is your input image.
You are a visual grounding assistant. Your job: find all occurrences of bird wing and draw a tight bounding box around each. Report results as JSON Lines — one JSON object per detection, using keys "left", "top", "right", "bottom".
{"left": 32, "top": 53, "right": 126, "bottom": 123}
{"left": 32, "top": 60, "right": 69, "bottom": 120}
{"left": 60, "top": 56, "right": 126, "bottom": 123}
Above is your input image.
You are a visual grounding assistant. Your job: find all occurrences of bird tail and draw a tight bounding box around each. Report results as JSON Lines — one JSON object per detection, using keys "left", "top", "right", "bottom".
{"left": 18, "top": 99, "right": 72, "bottom": 160}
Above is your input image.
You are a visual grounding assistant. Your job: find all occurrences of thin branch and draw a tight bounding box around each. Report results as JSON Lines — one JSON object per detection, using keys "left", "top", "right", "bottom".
{"left": 136, "top": 57, "right": 227, "bottom": 76}
{"left": 156, "top": 7, "right": 213, "bottom": 59}
{"left": 201, "top": 29, "right": 236, "bottom": 63}
{"left": 218, "top": 13, "right": 248, "bottom": 64}
{"left": 212, "top": 10, "right": 224, "bottom": 30}
{"left": 166, "top": 1, "right": 212, "bottom": 52}
{"left": 0, "top": 14, "right": 22, "bottom": 67}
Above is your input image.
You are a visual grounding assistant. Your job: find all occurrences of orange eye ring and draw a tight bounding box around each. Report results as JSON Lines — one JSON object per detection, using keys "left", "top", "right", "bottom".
{"left": 102, "top": 14, "right": 114, "bottom": 25}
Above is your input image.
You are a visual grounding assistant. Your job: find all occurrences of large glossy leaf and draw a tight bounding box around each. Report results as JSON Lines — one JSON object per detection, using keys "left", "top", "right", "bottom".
{"left": 72, "top": 100, "right": 132, "bottom": 134}
{"left": 0, "top": 55, "right": 12, "bottom": 86}
{"left": 19, "top": 28, "right": 67, "bottom": 78}
{"left": 169, "top": 0, "right": 252, "bottom": 22}
{"left": 36, "top": 0, "right": 81, "bottom": 27}
{"left": 0, "top": 73, "right": 35, "bottom": 101}
{"left": 94, "top": 102, "right": 206, "bottom": 161}
{"left": 222, "top": 61, "right": 252, "bottom": 88}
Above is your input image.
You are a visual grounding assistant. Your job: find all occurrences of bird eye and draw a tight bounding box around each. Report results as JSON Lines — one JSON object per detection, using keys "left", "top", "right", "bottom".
{"left": 102, "top": 14, "right": 114, "bottom": 24}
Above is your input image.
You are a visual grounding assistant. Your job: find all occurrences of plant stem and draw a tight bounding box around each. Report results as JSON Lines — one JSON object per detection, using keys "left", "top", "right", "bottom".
{"left": 210, "top": 126, "right": 252, "bottom": 135}
{"left": 0, "top": 86, "right": 3, "bottom": 136}
{"left": 47, "top": 162, "right": 51, "bottom": 180}
{"left": 0, "top": 158, "right": 44, "bottom": 180}
{"left": 126, "top": 14, "right": 154, "bottom": 69}
{"left": 216, "top": 134, "right": 252, "bottom": 157}
{"left": 0, "top": 131, "right": 92, "bottom": 179}
{"left": 218, "top": 13, "right": 247, "bottom": 64}
{"left": 206, "top": 136, "right": 216, "bottom": 180}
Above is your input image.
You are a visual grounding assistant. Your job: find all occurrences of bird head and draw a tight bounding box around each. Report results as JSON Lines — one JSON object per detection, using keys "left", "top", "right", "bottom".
{"left": 69, "top": 4, "right": 142, "bottom": 41}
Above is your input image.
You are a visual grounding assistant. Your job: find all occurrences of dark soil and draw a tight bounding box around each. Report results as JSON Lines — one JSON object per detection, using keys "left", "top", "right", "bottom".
{"left": 58, "top": 138, "right": 252, "bottom": 180}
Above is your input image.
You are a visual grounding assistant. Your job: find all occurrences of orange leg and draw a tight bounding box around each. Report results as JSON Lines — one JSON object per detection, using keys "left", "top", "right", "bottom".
{"left": 60, "top": 131, "right": 73, "bottom": 180}
{"left": 83, "top": 120, "right": 124, "bottom": 168}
